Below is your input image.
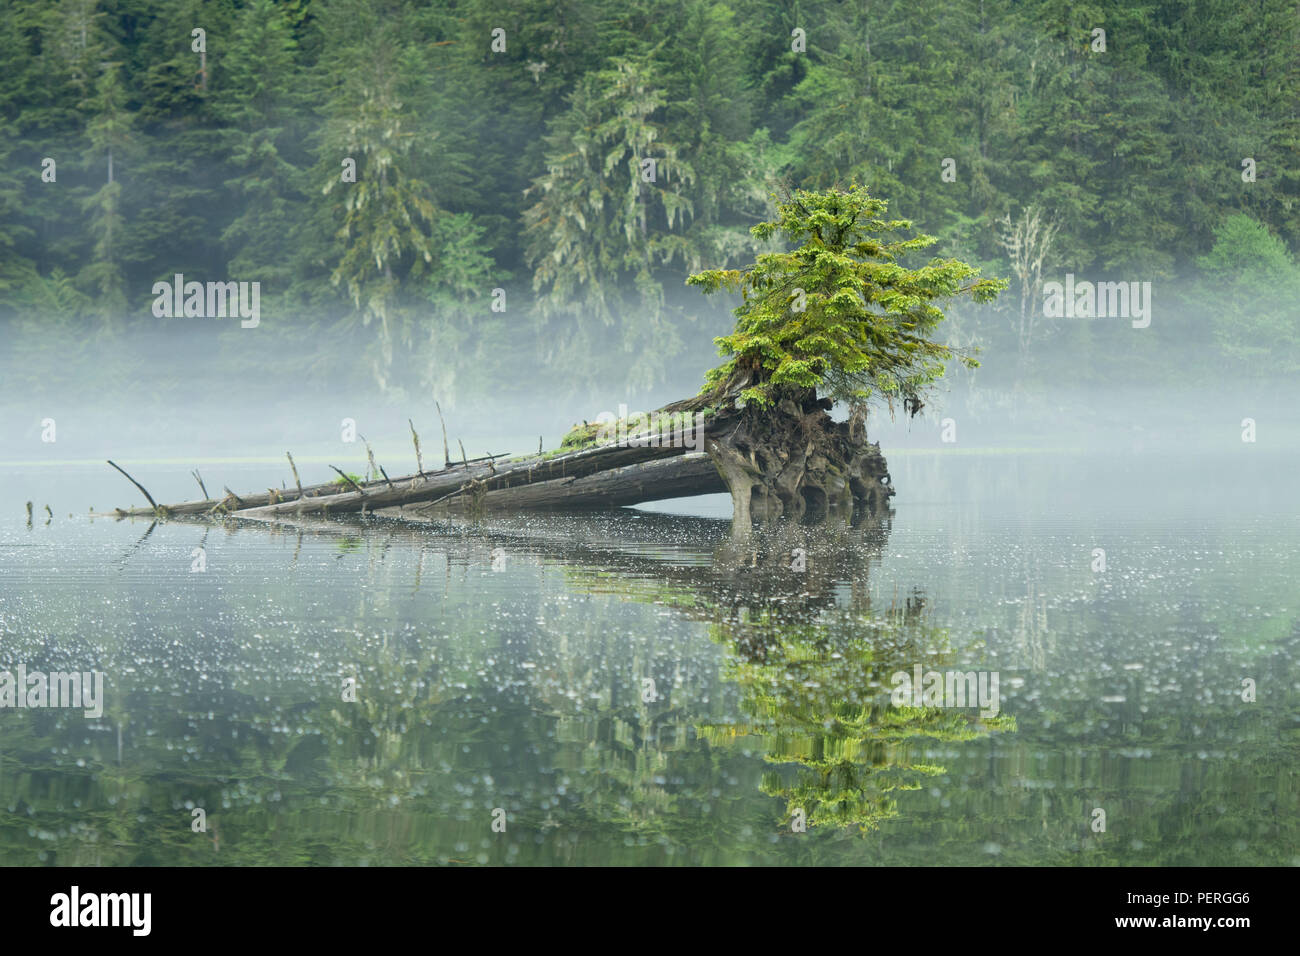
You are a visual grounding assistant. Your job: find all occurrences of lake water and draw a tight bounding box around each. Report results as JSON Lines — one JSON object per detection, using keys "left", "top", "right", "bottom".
{"left": 1, "top": 450, "right": 1296, "bottom": 865}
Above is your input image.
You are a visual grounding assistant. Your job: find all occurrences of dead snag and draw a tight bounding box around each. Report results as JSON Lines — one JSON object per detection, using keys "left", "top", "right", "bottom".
{"left": 360, "top": 435, "right": 379, "bottom": 483}
{"left": 328, "top": 466, "right": 366, "bottom": 496}
{"left": 286, "top": 452, "right": 304, "bottom": 498}
{"left": 107, "top": 460, "right": 160, "bottom": 512}
{"left": 436, "top": 402, "right": 451, "bottom": 469}
{"left": 409, "top": 419, "right": 425, "bottom": 475}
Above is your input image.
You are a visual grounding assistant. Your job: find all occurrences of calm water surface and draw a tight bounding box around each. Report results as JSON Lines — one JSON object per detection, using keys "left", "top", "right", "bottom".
{"left": 0, "top": 451, "right": 1296, "bottom": 865}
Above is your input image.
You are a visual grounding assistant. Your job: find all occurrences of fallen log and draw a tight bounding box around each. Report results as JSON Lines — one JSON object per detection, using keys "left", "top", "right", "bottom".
{"left": 102, "top": 448, "right": 518, "bottom": 519}
{"left": 236, "top": 424, "right": 710, "bottom": 518}
{"left": 106, "top": 472, "right": 372, "bottom": 517}
{"left": 390, "top": 453, "right": 725, "bottom": 515}
{"left": 99, "top": 391, "right": 894, "bottom": 526}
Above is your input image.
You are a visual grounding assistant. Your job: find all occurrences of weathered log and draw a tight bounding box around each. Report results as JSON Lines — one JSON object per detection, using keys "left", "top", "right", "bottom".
{"left": 106, "top": 472, "right": 353, "bottom": 517}
{"left": 236, "top": 425, "right": 710, "bottom": 518}
{"left": 391, "top": 453, "right": 725, "bottom": 515}
{"left": 100, "top": 389, "right": 892, "bottom": 526}
{"left": 104, "top": 450, "right": 516, "bottom": 519}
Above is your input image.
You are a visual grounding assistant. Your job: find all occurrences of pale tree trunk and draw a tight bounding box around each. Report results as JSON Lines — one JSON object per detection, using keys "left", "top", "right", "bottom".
{"left": 998, "top": 205, "right": 1060, "bottom": 382}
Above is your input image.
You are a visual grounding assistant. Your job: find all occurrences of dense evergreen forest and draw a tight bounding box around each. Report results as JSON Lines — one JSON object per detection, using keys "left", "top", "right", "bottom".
{"left": 0, "top": 0, "right": 1296, "bottom": 409}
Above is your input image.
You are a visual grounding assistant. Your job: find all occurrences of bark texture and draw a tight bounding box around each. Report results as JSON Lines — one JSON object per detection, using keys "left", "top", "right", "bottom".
{"left": 703, "top": 387, "right": 894, "bottom": 524}
{"left": 389, "top": 453, "right": 725, "bottom": 516}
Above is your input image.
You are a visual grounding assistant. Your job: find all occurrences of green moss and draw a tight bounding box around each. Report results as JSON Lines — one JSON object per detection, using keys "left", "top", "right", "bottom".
{"left": 558, "top": 408, "right": 716, "bottom": 452}
{"left": 500, "top": 407, "right": 721, "bottom": 465}
{"left": 560, "top": 421, "right": 604, "bottom": 449}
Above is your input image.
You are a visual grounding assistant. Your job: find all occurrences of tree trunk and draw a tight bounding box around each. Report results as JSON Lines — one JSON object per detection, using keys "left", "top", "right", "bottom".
{"left": 101, "top": 387, "right": 893, "bottom": 526}
{"left": 703, "top": 387, "right": 894, "bottom": 524}
{"left": 390, "top": 453, "right": 724, "bottom": 515}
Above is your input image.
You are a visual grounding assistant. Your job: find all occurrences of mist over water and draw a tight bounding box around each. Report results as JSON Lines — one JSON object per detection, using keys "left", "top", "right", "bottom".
{"left": 2, "top": 339, "right": 1297, "bottom": 864}
{"left": 0, "top": 0, "right": 1296, "bottom": 876}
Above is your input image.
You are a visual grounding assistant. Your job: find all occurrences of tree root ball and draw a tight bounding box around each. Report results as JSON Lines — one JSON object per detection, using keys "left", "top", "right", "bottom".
{"left": 705, "top": 387, "right": 894, "bottom": 526}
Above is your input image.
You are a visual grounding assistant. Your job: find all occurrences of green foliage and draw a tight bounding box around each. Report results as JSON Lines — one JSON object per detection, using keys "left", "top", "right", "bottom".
{"left": 700, "top": 599, "right": 1015, "bottom": 834}
{"left": 523, "top": 54, "right": 711, "bottom": 388}
{"left": 689, "top": 186, "right": 1006, "bottom": 410}
{"left": 0, "top": 0, "right": 1296, "bottom": 400}
{"left": 1198, "top": 215, "right": 1300, "bottom": 374}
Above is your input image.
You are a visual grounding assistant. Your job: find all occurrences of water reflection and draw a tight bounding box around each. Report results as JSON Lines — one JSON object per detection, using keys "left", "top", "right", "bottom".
{"left": 1, "top": 493, "right": 1296, "bottom": 865}
{"left": 553, "top": 515, "right": 1017, "bottom": 834}
{"left": 271, "top": 510, "right": 1016, "bottom": 840}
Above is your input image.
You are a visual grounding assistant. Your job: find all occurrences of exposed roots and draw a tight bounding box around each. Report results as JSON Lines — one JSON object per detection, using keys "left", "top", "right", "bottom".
{"left": 704, "top": 386, "right": 894, "bottom": 525}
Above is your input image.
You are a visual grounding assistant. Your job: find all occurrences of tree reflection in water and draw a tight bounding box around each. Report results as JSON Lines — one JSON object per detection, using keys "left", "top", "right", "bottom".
{"left": 555, "top": 508, "right": 1015, "bottom": 835}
